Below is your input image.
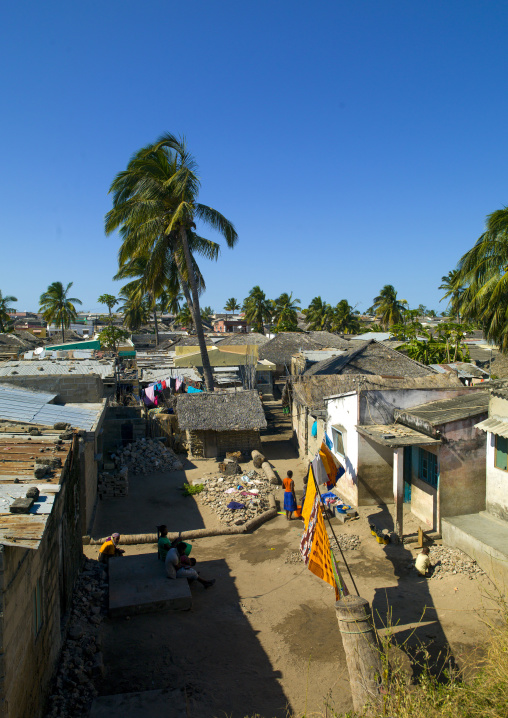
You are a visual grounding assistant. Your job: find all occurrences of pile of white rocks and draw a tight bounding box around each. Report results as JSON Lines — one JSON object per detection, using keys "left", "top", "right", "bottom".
{"left": 408, "top": 545, "right": 486, "bottom": 580}
{"left": 330, "top": 534, "right": 361, "bottom": 552}
{"left": 44, "top": 558, "right": 107, "bottom": 718}
{"left": 112, "top": 438, "right": 183, "bottom": 475}
{"left": 197, "top": 470, "right": 273, "bottom": 526}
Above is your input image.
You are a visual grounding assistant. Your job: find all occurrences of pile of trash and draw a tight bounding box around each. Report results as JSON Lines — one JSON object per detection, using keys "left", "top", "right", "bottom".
{"left": 330, "top": 534, "right": 361, "bottom": 552}
{"left": 408, "top": 545, "right": 486, "bottom": 580}
{"left": 112, "top": 438, "right": 183, "bottom": 475}
{"left": 197, "top": 470, "right": 273, "bottom": 526}
{"left": 44, "top": 558, "right": 107, "bottom": 718}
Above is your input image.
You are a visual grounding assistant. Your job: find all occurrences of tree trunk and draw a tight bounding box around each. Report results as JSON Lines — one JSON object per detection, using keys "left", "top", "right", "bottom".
{"left": 61, "top": 319, "right": 65, "bottom": 343}
{"left": 179, "top": 227, "right": 215, "bottom": 391}
{"left": 153, "top": 305, "right": 159, "bottom": 347}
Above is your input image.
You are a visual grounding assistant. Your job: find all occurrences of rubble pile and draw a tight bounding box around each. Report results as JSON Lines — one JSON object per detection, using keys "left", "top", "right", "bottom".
{"left": 409, "top": 545, "right": 486, "bottom": 580}
{"left": 330, "top": 534, "right": 361, "bottom": 552}
{"left": 98, "top": 466, "right": 128, "bottom": 499}
{"left": 112, "top": 438, "right": 183, "bottom": 475}
{"left": 44, "top": 558, "right": 107, "bottom": 718}
{"left": 198, "top": 470, "right": 274, "bottom": 526}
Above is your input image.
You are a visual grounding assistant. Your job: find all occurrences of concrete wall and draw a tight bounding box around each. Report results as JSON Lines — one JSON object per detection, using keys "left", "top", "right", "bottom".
{"left": 357, "top": 435, "right": 394, "bottom": 505}
{"left": 102, "top": 406, "right": 146, "bottom": 455}
{"left": 439, "top": 416, "right": 487, "bottom": 521}
{"left": 486, "top": 431, "right": 508, "bottom": 520}
{"left": 325, "top": 393, "right": 359, "bottom": 506}
{"left": 0, "top": 374, "right": 104, "bottom": 403}
{"left": 0, "top": 443, "right": 82, "bottom": 718}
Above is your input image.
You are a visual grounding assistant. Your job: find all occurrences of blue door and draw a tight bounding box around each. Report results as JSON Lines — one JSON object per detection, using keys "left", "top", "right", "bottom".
{"left": 403, "top": 446, "right": 412, "bottom": 502}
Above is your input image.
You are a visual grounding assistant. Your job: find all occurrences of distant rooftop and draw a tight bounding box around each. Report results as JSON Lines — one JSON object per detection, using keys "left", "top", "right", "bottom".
{"left": 0, "top": 358, "right": 115, "bottom": 380}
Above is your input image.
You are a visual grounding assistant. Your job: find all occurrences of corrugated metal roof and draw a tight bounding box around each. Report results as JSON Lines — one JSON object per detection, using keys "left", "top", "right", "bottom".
{"left": 0, "top": 385, "right": 103, "bottom": 430}
{"left": 356, "top": 423, "right": 441, "bottom": 447}
{"left": 0, "top": 359, "right": 115, "bottom": 379}
{"left": 475, "top": 415, "right": 508, "bottom": 438}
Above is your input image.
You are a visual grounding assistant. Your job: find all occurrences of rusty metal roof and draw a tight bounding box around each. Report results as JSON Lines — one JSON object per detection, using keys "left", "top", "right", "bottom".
{"left": 0, "top": 435, "right": 72, "bottom": 548}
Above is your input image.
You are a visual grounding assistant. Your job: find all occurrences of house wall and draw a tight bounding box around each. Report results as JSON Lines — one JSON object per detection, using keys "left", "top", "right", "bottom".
{"left": 325, "top": 393, "right": 359, "bottom": 506}
{"left": 292, "top": 400, "right": 308, "bottom": 460}
{"left": 357, "top": 435, "right": 393, "bottom": 505}
{"left": 102, "top": 406, "right": 146, "bottom": 455}
{"left": 0, "top": 374, "right": 104, "bottom": 403}
{"left": 486, "top": 432, "right": 508, "bottom": 520}
{"left": 0, "top": 445, "right": 82, "bottom": 718}
{"left": 185, "top": 429, "right": 261, "bottom": 459}
{"left": 409, "top": 444, "right": 439, "bottom": 529}
{"left": 438, "top": 416, "right": 487, "bottom": 521}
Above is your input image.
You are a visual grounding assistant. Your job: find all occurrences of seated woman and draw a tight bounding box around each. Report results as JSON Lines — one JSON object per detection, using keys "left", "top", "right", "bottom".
{"left": 99, "top": 533, "right": 125, "bottom": 563}
{"left": 165, "top": 542, "right": 215, "bottom": 589}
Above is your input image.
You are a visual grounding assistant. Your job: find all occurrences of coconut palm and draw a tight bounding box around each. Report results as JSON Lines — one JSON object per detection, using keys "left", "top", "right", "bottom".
{"left": 272, "top": 292, "right": 300, "bottom": 332}
{"left": 39, "top": 282, "right": 82, "bottom": 343}
{"left": 117, "top": 288, "right": 151, "bottom": 331}
{"left": 0, "top": 291, "right": 17, "bottom": 333}
{"left": 224, "top": 297, "right": 240, "bottom": 318}
{"left": 370, "top": 285, "right": 407, "bottom": 328}
{"left": 97, "top": 294, "right": 117, "bottom": 325}
{"left": 177, "top": 303, "right": 194, "bottom": 331}
{"left": 331, "top": 299, "right": 362, "bottom": 334}
{"left": 243, "top": 286, "right": 273, "bottom": 334}
{"left": 106, "top": 133, "right": 238, "bottom": 390}
{"left": 439, "top": 270, "right": 464, "bottom": 322}
{"left": 303, "top": 296, "right": 333, "bottom": 331}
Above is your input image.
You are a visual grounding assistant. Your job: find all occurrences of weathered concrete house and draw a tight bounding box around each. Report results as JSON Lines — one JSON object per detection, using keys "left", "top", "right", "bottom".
{"left": 0, "top": 433, "right": 82, "bottom": 718}
{"left": 177, "top": 390, "right": 267, "bottom": 458}
{"left": 442, "top": 385, "right": 508, "bottom": 588}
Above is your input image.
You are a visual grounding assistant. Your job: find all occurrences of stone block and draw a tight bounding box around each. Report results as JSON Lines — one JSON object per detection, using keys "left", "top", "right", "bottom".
{"left": 9, "top": 497, "right": 35, "bottom": 514}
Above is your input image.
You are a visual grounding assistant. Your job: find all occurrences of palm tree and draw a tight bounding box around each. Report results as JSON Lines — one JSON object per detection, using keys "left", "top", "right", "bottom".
{"left": 454, "top": 207, "right": 508, "bottom": 349}
{"left": 97, "top": 294, "right": 117, "bottom": 325}
{"left": 201, "top": 306, "right": 214, "bottom": 325}
{"left": 370, "top": 285, "right": 407, "bottom": 328}
{"left": 117, "top": 288, "right": 150, "bottom": 331}
{"left": 331, "top": 299, "right": 362, "bottom": 334}
{"left": 272, "top": 292, "right": 300, "bottom": 332}
{"left": 106, "top": 133, "right": 238, "bottom": 390}
{"left": 224, "top": 297, "right": 240, "bottom": 319}
{"left": 243, "top": 286, "right": 272, "bottom": 334}
{"left": 0, "top": 291, "right": 17, "bottom": 333}
{"left": 303, "top": 296, "right": 333, "bottom": 331}
{"left": 439, "top": 270, "right": 464, "bottom": 322}
{"left": 39, "top": 282, "right": 82, "bottom": 343}
{"left": 177, "top": 303, "right": 194, "bottom": 331}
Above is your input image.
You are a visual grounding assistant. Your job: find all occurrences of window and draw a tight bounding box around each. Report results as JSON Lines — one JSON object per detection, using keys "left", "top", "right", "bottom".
{"left": 331, "top": 426, "right": 345, "bottom": 458}
{"left": 33, "top": 579, "right": 43, "bottom": 638}
{"left": 417, "top": 448, "right": 438, "bottom": 488}
{"left": 495, "top": 435, "right": 508, "bottom": 471}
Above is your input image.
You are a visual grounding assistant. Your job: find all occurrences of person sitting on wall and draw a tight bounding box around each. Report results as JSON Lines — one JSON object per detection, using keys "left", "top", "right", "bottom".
{"left": 415, "top": 547, "right": 432, "bottom": 577}
{"left": 99, "top": 533, "right": 125, "bottom": 563}
{"left": 157, "top": 524, "right": 172, "bottom": 561}
{"left": 165, "top": 541, "right": 215, "bottom": 589}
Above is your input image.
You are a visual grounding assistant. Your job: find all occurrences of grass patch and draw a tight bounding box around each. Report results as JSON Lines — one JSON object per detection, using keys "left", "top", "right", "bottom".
{"left": 181, "top": 482, "right": 204, "bottom": 497}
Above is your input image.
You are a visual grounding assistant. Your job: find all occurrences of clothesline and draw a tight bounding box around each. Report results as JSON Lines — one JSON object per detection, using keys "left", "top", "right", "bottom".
{"left": 141, "top": 375, "right": 203, "bottom": 408}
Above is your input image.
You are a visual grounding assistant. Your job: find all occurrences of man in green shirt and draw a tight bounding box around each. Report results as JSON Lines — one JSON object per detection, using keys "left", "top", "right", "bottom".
{"left": 157, "top": 525, "right": 172, "bottom": 561}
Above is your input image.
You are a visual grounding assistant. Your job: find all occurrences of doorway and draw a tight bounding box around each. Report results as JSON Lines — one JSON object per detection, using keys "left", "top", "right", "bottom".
{"left": 403, "top": 446, "right": 412, "bottom": 503}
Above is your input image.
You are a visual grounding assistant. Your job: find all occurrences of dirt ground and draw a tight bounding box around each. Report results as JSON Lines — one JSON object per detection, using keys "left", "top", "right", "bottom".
{"left": 86, "top": 401, "right": 500, "bottom": 718}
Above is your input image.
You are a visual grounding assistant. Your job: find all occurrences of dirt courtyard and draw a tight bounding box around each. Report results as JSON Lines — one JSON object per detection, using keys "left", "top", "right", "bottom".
{"left": 85, "top": 402, "right": 500, "bottom": 717}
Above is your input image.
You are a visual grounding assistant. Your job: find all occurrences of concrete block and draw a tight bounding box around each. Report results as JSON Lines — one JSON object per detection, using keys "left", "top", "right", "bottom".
{"left": 108, "top": 554, "right": 192, "bottom": 617}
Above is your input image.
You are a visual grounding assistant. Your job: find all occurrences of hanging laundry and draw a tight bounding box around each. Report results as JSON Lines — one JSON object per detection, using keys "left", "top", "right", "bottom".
{"left": 312, "top": 454, "right": 329, "bottom": 486}
{"left": 187, "top": 386, "right": 203, "bottom": 393}
{"left": 145, "top": 385, "right": 156, "bottom": 403}
{"left": 311, "top": 420, "right": 318, "bottom": 438}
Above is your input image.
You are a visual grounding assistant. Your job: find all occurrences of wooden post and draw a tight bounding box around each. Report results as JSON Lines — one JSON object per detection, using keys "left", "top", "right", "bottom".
{"left": 336, "top": 596, "right": 383, "bottom": 713}
{"left": 393, "top": 447, "right": 404, "bottom": 539}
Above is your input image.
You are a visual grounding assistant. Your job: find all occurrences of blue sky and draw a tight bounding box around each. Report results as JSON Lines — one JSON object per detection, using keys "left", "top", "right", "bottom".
{"left": 1, "top": 1, "right": 507, "bottom": 315}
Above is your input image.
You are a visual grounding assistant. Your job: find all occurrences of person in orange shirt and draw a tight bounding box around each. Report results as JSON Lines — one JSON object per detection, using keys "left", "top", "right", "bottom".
{"left": 282, "top": 470, "right": 298, "bottom": 521}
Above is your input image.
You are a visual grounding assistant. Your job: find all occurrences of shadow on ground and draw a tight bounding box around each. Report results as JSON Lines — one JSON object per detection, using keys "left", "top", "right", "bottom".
{"left": 98, "top": 557, "right": 292, "bottom": 718}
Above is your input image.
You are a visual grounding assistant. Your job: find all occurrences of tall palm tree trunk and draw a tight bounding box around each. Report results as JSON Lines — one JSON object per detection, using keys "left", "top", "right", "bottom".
{"left": 179, "top": 227, "right": 214, "bottom": 391}
{"left": 61, "top": 317, "right": 65, "bottom": 343}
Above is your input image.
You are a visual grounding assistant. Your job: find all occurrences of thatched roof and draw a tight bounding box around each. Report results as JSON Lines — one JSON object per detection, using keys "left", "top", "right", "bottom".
{"left": 259, "top": 333, "right": 329, "bottom": 366}
{"left": 216, "top": 332, "right": 270, "bottom": 346}
{"left": 0, "top": 333, "right": 33, "bottom": 349}
{"left": 292, "top": 373, "right": 463, "bottom": 411}
{"left": 305, "top": 331, "right": 350, "bottom": 349}
{"left": 304, "top": 339, "right": 434, "bottom": 378}
{"left": 46, "top": 330, "right": 84, "bottom": 345}
{"left": 177, "top": 390, "right": 267, "bottom": 431}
